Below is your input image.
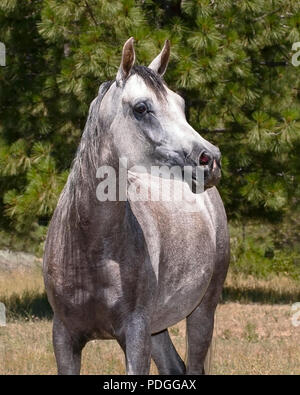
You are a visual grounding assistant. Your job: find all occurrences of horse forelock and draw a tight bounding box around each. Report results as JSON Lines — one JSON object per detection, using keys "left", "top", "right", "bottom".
{"left": 129, "top": 65, "right": 167, "bottom": 100}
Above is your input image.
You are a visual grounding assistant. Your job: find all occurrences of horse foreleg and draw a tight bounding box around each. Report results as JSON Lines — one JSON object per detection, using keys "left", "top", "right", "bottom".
{"left": 151, "top": 329, "right": 186, "bottom": 374}
{"left": 116, "top": 313, "right": 151, "bottom": 375}
{"left": 186, "top": 264, "right": 228, "bottom": 375}
{"left": 52, "top": 314, "right": 85, "bottom": 375}
{"left": 186, "top": 241, "right": 229, "bottom": 375}
{"left": 185, "top": 303, "right": 215, "bottom": 375}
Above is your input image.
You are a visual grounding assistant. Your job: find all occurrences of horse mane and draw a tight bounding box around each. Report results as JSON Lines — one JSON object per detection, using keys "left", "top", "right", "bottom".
{"left": 56, "top": 80, "right": 114, "bottom": 224}
{"left": 68, "top": 79, "right": 114, "bottom": 191}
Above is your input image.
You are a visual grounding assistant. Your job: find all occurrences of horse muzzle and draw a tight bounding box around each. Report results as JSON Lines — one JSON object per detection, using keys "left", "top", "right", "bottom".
{"left": 154, "top": 144, "right": 222, "bottom": 192}
{"left": 197, "top": 149, "right": 222, "bottom": 190}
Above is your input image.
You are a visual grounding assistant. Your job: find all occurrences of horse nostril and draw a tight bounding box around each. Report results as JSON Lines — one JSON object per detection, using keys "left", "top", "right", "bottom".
{"left": 199, "top": 151, "right": 211, "bottom": 166}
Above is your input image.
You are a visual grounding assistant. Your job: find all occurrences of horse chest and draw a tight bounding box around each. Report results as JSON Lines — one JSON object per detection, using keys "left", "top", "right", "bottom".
{"left": 125, "top": 184, "right": 217, "bottom": 331}
{"left": 149, "top": 229, "right": 216, "bottom": 331}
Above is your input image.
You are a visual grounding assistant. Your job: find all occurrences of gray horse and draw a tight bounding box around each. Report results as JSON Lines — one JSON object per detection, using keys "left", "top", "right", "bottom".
{"left": 43, "top": 38, "right": 230, "bottom": 375}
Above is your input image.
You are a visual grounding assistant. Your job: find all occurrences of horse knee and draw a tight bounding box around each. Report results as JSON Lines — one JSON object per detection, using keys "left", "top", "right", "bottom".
{"left": 52, "top": 315, "right": 85, "bottom": 375}
{"left": 116, "top": 314, "right": 152, "bottom": 375}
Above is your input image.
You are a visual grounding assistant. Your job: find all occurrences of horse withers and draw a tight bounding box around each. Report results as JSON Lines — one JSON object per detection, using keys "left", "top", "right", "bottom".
{"left": 43, "top": 38, "right": 230, "bottom": 375}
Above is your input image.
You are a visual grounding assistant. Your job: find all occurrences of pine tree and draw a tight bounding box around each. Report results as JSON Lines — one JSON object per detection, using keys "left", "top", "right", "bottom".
{"left": 0, "top": 0, "right": 299, "bottom": 253}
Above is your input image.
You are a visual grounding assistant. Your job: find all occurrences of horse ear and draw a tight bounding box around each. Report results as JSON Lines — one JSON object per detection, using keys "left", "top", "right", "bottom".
{"left": 148, "top": 40, "right": 170, "bottom": 77}
{"left": 116, "top": 37, "right": 135, "bottom": 85}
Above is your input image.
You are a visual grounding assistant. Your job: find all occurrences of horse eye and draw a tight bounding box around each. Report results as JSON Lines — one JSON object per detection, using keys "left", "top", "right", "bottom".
{"left": 134, "top": 102, "right": 148, "bottom": 115}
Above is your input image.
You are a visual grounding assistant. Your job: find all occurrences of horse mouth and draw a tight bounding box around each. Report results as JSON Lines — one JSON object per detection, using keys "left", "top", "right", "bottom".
{"left": 192, "top": 162, "right": 221, "bottom": 192}
{"left": 204, "top": 166, "right": 221, "bottom": 190}
{"left": 182, "top": 168, "right": 210, "bottom": 194}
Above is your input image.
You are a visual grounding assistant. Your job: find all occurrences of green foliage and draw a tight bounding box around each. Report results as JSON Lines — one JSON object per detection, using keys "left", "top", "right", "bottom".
{"left": 0, "top": 0, "right": 300, "bottom": 260}
{"left": 230, "top": 222, "right": 300, "bottom": 280}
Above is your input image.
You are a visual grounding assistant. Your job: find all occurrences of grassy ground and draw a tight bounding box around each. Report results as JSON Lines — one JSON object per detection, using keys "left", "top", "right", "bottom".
{"left": 0, "top": 303, "right": 299, "bottom": 375}
{"left": 0, "top": 265, "right": 299, "bottom": 374}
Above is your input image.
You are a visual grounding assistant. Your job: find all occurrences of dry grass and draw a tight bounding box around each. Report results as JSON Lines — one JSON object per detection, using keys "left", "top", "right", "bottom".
{"left": 0, "top": 303, "right": 299, "bottom": 375}
{"left": 0, "top": 264, "right": 44, "bottom": 298}
{"left": 0, "top": 265, "right": 299, "bottom": 374}
{"left": 211, "top": 303, "right": 299, "bottom": 374}
{"left": 225, "top": 271, "right": 299, "bottom": 293}
{"left": 223, "top": 271, "right": 300, "bottom": 304}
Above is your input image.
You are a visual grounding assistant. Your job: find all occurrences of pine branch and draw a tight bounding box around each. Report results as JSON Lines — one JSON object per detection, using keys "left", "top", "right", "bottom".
{"left": 259, "top": 61, "right": 289, "bottom": 67}
{"left": 254, "top": 7, "right": 282, "bottom": 21}
{"left": 199, "top": 128, "right": 228, "bottom": 134}
{"left": 83, "top": 0, "right": 98, "bottom": 26}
